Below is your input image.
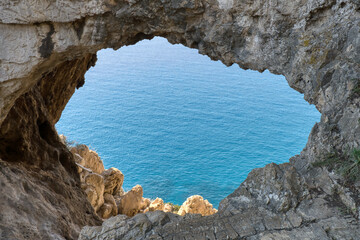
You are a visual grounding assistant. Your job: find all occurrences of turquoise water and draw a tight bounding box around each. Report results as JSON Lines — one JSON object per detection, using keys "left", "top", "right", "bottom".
{"left": 56, "top": 37, "right": 320, "bottom": 207}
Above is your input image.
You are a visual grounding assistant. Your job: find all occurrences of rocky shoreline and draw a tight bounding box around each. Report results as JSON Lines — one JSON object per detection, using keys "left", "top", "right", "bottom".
{"left": 60, "top": 135, "right": 217, "bottom": 219}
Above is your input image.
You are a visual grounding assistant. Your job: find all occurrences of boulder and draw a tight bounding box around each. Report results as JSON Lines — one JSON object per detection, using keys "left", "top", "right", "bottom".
{"left": 97, "top": 193, "right": 118, "bottom": 219}
{"left": 70, "top": 144, "right": 105, "bottom": 174}
{"left": 147, "top": 198, "right": 165, "bottom": 212}
{"left": 82, "top": 173, "right": 105, "bottom": 212}
{"left": 163, "top": 203, "right": 173, "bottom": 213}
{"left": 140, "top": 198, "right": 151, "bottom": 211}
{"left": 101, "top": 167, "right": 124, "bottom": 195}
{"left": 117, "top": 185, "right": 144, "bottom": 217}
{"left": 178, "top": 195, "right": 217, "bottom": 216}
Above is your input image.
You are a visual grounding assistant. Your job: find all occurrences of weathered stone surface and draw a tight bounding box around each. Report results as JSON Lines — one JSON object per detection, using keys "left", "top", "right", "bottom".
{"left": 82, "top": 173, "right": 105, "bottom": 212}
{"left": 68, "top": 145, "right": 125, "bottom": 219}
{"left": 71, "top": 145, "right": 105, "bottom": 175}
{"left": 97, "top": 193, "right": 118, "bottom": 219}
{"left": 79, "top": 161, "right": 360, "bottom": 239}
{"left": 0, "top": 54, "right": 101, "bottom": 239}
{"left": 117, "top": 185, "right": 144, "bottom": 217}
{"left": 146, "top": 197, "right": 165, "bottom": 212}
{"left": 163, "top": 203, "right": 173, "bottom": 213}
{"left": 178, "top": 195, "right": 217, "bottom": 216}
{"left": 101, "top": 168, "right": 124, "bottom": 195}
{"left": 0, "top": 0, "right": 359, "bottom": 239}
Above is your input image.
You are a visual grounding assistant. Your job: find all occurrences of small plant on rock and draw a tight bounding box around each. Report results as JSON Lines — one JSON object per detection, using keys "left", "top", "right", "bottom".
{"left": 167, "top": 203, "right": 181, "bottom": 212}
{"left": 351, "top": 78, "right": 360, "bottom": 98}
{"left": 313, "top": 148, "right": 360, "bottom": 182}
{"left": 337, "top": 148, "right": 360, "bottom": 182}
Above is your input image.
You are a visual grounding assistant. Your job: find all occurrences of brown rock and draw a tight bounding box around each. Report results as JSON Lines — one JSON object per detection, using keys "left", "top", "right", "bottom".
{"left": 97, "top": 193, "right": 118, "bottom": 219}
{"left": 163, "top": 203, "right": 173, "bottom": 213}
{"left": 117, "top": 185, "right": 144, "bottom": 217}
{"left": 148, "top": 197, "right": 165, "bottom": 212}
{"left": 178, "top": 195, "right": 217, "bottom": 216}
{"left": 140, "top": 198, "right": 151, "bottom": 210}
{"left": 101, "top": 167, "right": 124, "bottom": 195}
{"left": 0, "top": 54, "right": 101, "bottom": 239}
{"left": 70, "top": 144, "right": 105, "bottom": 174}
{"left": 83, "top": 173, "right": 105, "bottom": 212}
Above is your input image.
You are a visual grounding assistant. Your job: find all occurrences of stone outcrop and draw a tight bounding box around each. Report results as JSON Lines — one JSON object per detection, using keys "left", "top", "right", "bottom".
{"left": 83, "top": 172, "right": 105, "bottom": 212}
{"left": 68, "top": 144, "right": 174, "bottom": 219}
{"left": 79, "top": 163, "right": 360, "bottom": 239}
{"left": 72, "top": 145, "right": 217, "bottom": 219}
{"left": 101, "top": 168, "right": 124, "bottom": 195}
{"left": 69, "top": 144, "right": 148, "bottom": 218}
{"left": 178, "top": 195, "right": 217, "bottom": 216}
{"left": 145, "top": 197, "right": 165, "bottom": 212}
{"left": 71, "top": 144, "right": 105, "bottom": 175}
{"left": 163, "top": 203, "right": 174, "bottom": 213}
{"left": 0, "top": 0, "right": 359, "bottom": 239}
{"left": 117, "top": 185, "right": 150, "bottom": 217}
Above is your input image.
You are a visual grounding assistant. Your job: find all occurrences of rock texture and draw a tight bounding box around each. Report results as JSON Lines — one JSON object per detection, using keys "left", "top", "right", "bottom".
{"left": 0, "top": 54, "right": 102, "bottom": 239}
{"left": 145, "top": 198, "right": 165, "bottom": 212}
{"left": 69, "top": 144, "right": 152, "bottom": 219}
{"left": 71, "top": 144, "right": 106, "bottom": 175}
{"left": 178, "top": 195, "right": 217, "bottom": 216}
{"left": 0, "top": 0, "right": 359, "bottom": 239}
{"left": 70, "top": 143, "right": 217, "bottom": 219}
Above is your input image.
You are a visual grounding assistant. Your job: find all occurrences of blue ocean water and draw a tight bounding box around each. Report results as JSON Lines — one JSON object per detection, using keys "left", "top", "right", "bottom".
{"left": 56, "top": 37, "right": 320, "bottom": 207}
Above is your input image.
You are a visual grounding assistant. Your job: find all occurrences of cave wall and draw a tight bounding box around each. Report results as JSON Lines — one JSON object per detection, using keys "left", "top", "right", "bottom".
{"left": 0, "top": 0, "right": 359, "bottom": 239}
{"left": 0, "top": 54, "right": 101, "bottom": 239}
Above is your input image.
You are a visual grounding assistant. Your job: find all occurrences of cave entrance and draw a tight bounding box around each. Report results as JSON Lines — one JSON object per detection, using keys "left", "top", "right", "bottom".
{"left": 56, "top": 37, "right": 320, "bottom": 207}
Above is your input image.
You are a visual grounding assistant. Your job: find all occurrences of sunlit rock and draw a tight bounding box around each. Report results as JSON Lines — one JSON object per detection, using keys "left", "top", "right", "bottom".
{"left": 82, "top": 173, "right": 105, "bottom": 212}
{"left": 70, "top": 144, "right": 105, "bottom": 174}
{"left": 178, "top": 195, "right": 217, "bottom": 216}
{"left": 101, "top": 167, "right": 124, "bottom": 195}
{"left": 117, "top": 185, "right": 144, "bottom": 217}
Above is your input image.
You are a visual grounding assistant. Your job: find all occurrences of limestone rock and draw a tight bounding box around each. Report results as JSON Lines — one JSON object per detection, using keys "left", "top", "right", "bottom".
{"left": 70, "top": 144, "right": 105, "bottom": 174}
{"left": 147, "top": 197, "right": 165, "bottom": 212}
{"left": 164, "top": 203, "right": 173, "bottom": 213}
{"left": 117, "top": 185, "right": 144, "bottom": 217}
{"left": 82, "top": 173, "right": 105, "bottom": 212}
{"left": 97, "top": 193, "right": 118, "bottom": 219}
{"left": 101, "top": 167, "right": 124, "bottom": 195}
{"left": 140, "top": 198, "right": 151, "bottom": 211}
{"left": 59, "top": 134, "right": 67, "bottom": 145}
{"left": 178, "top": 195, "right": 217, "bottom": 216}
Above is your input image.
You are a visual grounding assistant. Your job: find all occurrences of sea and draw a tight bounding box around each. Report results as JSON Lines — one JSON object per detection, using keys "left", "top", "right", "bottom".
{"left": 56, "top": 37, "right": 320, "bottom": 207}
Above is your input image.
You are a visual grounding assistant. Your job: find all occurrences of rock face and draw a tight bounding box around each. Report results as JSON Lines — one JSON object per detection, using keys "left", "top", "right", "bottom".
{"left": 70, "top": 144, "right": 152, "bottom": 219}
{"left": 178, "top": 195, "right": 217, "bottom": 216}
{"left": 69, "top": 144, "right": 162, "bottom": 219}
{"left": 146, "top": 198, "right": 165, "bottom": 212}
{"left": 71, "top": 144, "right": 105, "bottom": 175}
{"left": 0, "top": 0, "right": 359, "bottom": 239}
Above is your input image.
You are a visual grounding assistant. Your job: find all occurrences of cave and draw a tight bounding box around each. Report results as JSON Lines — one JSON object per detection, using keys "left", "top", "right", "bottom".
{"left": 56, "top": 37, "right": 320, "bottom": 207}
{"left": 0, "top": 0, "right": 359, "bottom": 239}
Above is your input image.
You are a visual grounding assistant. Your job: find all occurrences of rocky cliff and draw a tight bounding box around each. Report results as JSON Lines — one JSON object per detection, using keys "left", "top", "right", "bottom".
{"left": 66, "top": 141, "right": 217, "bottom": 219}
{"left": 0, "top": 0, "right": 359, "bottom": 239}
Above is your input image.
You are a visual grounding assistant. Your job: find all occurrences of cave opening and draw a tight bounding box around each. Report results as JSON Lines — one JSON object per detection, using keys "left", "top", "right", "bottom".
{"left": 56, "top": 37, "right": 320, "bottom": 207}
